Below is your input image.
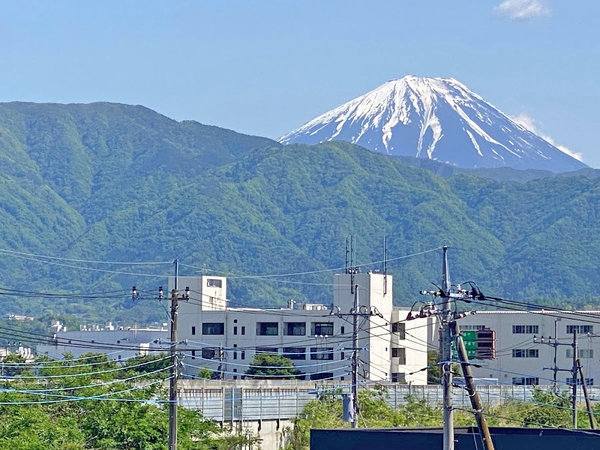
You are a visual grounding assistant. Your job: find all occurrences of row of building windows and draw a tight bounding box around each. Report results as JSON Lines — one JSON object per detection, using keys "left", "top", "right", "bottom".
{"left": 192, "top": 347, "right": 340, "bottom": 361}
{"left": 510, "top": 377, "right": 595, "bottom": 386}
{"left": 566, "top": 377, "right": 594, "bottom": 386}
{"left": 512, "top": 325, "right": 539, "bottom": 334}
{"left": 566, "top": 348, "right": 594, "bottom": 359}
{"left": 469, "top": 324, "right": 595, "bottom": 335}
{"left": 191, "top": 322, "right": 342, "bottom": 337}
{"left": 511, "top": 348, "right": 594, "bottom": 359}
{"left": 512, "top": 349, "right": 539, "bottom": 358}
{"left": 512, "top": 377, "right": 539, "bottom": 385}
{"left": 567, "top": 325, "right": 593, "bottom": 334}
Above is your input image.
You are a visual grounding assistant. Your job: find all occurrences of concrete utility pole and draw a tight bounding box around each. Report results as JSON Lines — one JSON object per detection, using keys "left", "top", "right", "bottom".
{"left": 416, "top": 246, "right": 493, "bottom": 450}
{"left": 452, "top": 322, "right": 495, "bottom": 450}
{"left": 168, "top": 259, "right": 179, "bottom": 450}
{"left": 168, "top": 259, "right": 190, "bottom": 450}
{"left": 351, "top": 283, "right": 359, "bottom": 429}
{"left": 533, "top": 329, "right": 580, "bottom": 429}
{"left": 440, "top": 246, "right": 454, "bottom": 450}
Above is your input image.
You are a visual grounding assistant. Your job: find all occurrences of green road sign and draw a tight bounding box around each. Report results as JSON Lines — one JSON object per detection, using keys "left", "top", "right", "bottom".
{"left": 461, "top": 331, "right": 477, "bottom": 341}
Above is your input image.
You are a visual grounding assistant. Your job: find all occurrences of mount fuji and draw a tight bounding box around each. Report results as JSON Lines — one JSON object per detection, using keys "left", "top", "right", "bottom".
{"left": 279, "top": 76, "right": 587, "bottom": 172}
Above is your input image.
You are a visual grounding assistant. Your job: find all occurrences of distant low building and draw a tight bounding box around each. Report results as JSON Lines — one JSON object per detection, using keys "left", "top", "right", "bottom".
{"left": 36, "top": 327, "right": 168, "bottom": 361}
{"left": 6, "top": 314, "right": 34, "bottom": 322}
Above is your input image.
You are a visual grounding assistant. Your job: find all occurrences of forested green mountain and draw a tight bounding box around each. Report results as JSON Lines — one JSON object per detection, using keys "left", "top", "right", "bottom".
{"left": 0, "top": 102, "right": 598, "bottom": 324}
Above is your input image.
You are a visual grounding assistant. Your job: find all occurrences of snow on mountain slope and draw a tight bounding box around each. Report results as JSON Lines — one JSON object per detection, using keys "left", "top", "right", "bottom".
{"left": 279, "top": 76, "right": 587, "bottom": 172}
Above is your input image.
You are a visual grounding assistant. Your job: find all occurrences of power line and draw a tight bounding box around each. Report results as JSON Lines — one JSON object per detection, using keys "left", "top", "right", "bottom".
{"left": 0, "top": 248, "right": 173, "bottom": 266}
{"left": 179, "top": 246, "right": 442, "bottom": 280}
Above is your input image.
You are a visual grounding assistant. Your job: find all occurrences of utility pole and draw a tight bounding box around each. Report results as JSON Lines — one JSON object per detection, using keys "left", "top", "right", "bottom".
{"left": 452, "top": 321, "right": 495, "bottom": 450}
{"left": 168, "top": 259, "right": 179, "bottom": 450}
{"left": 440, "top": 246, "right": 454, "bottom": 450}
{"left": 415, "top": 247, "right": 489, "bottom": 450}
{"left": 578, "top": 358, "right": 595, "bottom": 429}
{"left": 167, "top": 259, "right": 189, "bottom": 450}
{"left": 571, "top": 330, "right": 578, "bottom": 429}
{"left": 533, "top": 329, "right": 579, "bottom": 429}
{"left": 351, "top": 283, "right": 359, "bottom": 429}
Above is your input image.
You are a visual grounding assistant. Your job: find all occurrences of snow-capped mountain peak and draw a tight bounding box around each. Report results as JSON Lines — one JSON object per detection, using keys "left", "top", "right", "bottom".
{"left": 279, "top": 76, "right": 586, "bottom": 172}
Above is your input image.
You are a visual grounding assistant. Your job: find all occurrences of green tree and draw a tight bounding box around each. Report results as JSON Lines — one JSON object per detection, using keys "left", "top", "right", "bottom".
{"left": 245, "top": 353, "right": 300, "bottom": 379}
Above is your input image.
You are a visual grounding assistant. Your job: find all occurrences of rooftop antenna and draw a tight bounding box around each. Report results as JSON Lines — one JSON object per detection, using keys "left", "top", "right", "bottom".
{"left": 350, "top": 236, "right": 356, "bottom": 294}
{"left": 345, "top": 237, "right": 349, "bottom": 274}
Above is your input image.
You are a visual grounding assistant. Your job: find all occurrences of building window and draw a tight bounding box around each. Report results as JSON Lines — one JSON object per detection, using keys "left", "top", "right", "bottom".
{"left": 256, "top": 347, "right": 278, "bottom": 354}
{"left": 191, "top": 350, "right": 196, "bottom": 360}
{"left": 566, "top": 349, "right": 594, "bottom": 359}
{"left": 257, "top": 322, "right": 278, "bottom": 336}
{"left": 341, "top": 326, "right": 345, "bottom": 335}
{"left": 460, "top": 325, "right": 485, "bottom": 331}
{"left": 241, "top": 351, "right": 245, "bottom": 360}
{"left": 202, "top": 323, "right": 224, "bottom": 335}
{"left": 283, "top": 347, "right": 306, "bottom": 360}
{"left": 391, "top": 373, "right": 406, "bottom": 383}
{"left": 310, "top": 348, "right": 334, "bottom": 360}
{"left": 567, "top": 325, "right": 593, "bottom": 334}
{"left": 392, "top": 347, "right": 406, "bottom": 365}
{"left": 340, "top": 352, "right": 345, "bottom": 360}
{"left": 285, "top": 322, "right": 306, "bottom": 336}
{"left": 512, "top": 325, "right": 539, "bottom": 334}
{"left": 512, "top": 377, "right": 539, "bottom": 385}
{"left": 312, "top": 322, "right": 334, "bottom": 336}
{"left": 241, "top": 326, "right": 246, "bottom": 335}
{"left": 207, "top": 278, "right": 222, "bottom": 288}
{"left": 233, "top": 326, "right": 238, "bottom": 335}
{"left": 310, "top": 372, "right": 334, "bottom": 380}
{"left": 567, "top": 377, "right": 594, "bottom": 386}
{"left": 512, "top": 349, "right": 539, "bottom": 358}
{"left": 191, "top": 326, "right": 196, "bottom": 335}
{"left": 392, "top": 322, "right": 406, "bottom": 339}
{"left": 202, "top": 348, "right": 216, "bottom": 359}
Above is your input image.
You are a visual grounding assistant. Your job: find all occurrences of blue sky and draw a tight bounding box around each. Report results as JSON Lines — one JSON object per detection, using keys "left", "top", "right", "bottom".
{"left": 1, "top": 0, "right": 598, "bottom": 167}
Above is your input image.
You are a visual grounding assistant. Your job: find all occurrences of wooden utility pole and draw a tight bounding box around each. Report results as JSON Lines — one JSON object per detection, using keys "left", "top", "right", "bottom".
{"left": 571, "top": 331, "right": 578, "bottom": 429}
{"left": 577, "top": 358, "right": 595, "bottom": 429}
{"left": 453, "top": 322, "right": 495, "bottom": 450}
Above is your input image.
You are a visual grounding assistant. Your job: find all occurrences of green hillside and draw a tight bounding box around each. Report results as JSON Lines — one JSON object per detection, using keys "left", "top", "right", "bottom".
{"left": 0, "top": 103, "right": 598, "bottom": 324}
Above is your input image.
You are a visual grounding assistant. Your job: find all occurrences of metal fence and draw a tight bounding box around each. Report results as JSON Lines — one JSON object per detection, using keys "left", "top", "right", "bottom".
{"left": 177, "top": 380, "right": 600, "bottom": 422}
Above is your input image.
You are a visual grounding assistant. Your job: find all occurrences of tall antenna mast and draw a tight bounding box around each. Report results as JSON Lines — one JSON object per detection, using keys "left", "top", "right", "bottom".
{"left": 345, "top": 237, "right": 349, "bottom": 274}
{"left": 350, "top": 236, "right": 355, "bottom": 294}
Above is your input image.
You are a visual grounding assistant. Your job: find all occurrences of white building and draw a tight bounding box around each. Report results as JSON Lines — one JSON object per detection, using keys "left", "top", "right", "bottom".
{"left": 170, "top": 272, "right": 428, "bottom": 384}
{"left": 448, "top": 310, "right": 600, "bottom": 386}
{"left": 37, "top": 327, "right": 168, "bottom": 361}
